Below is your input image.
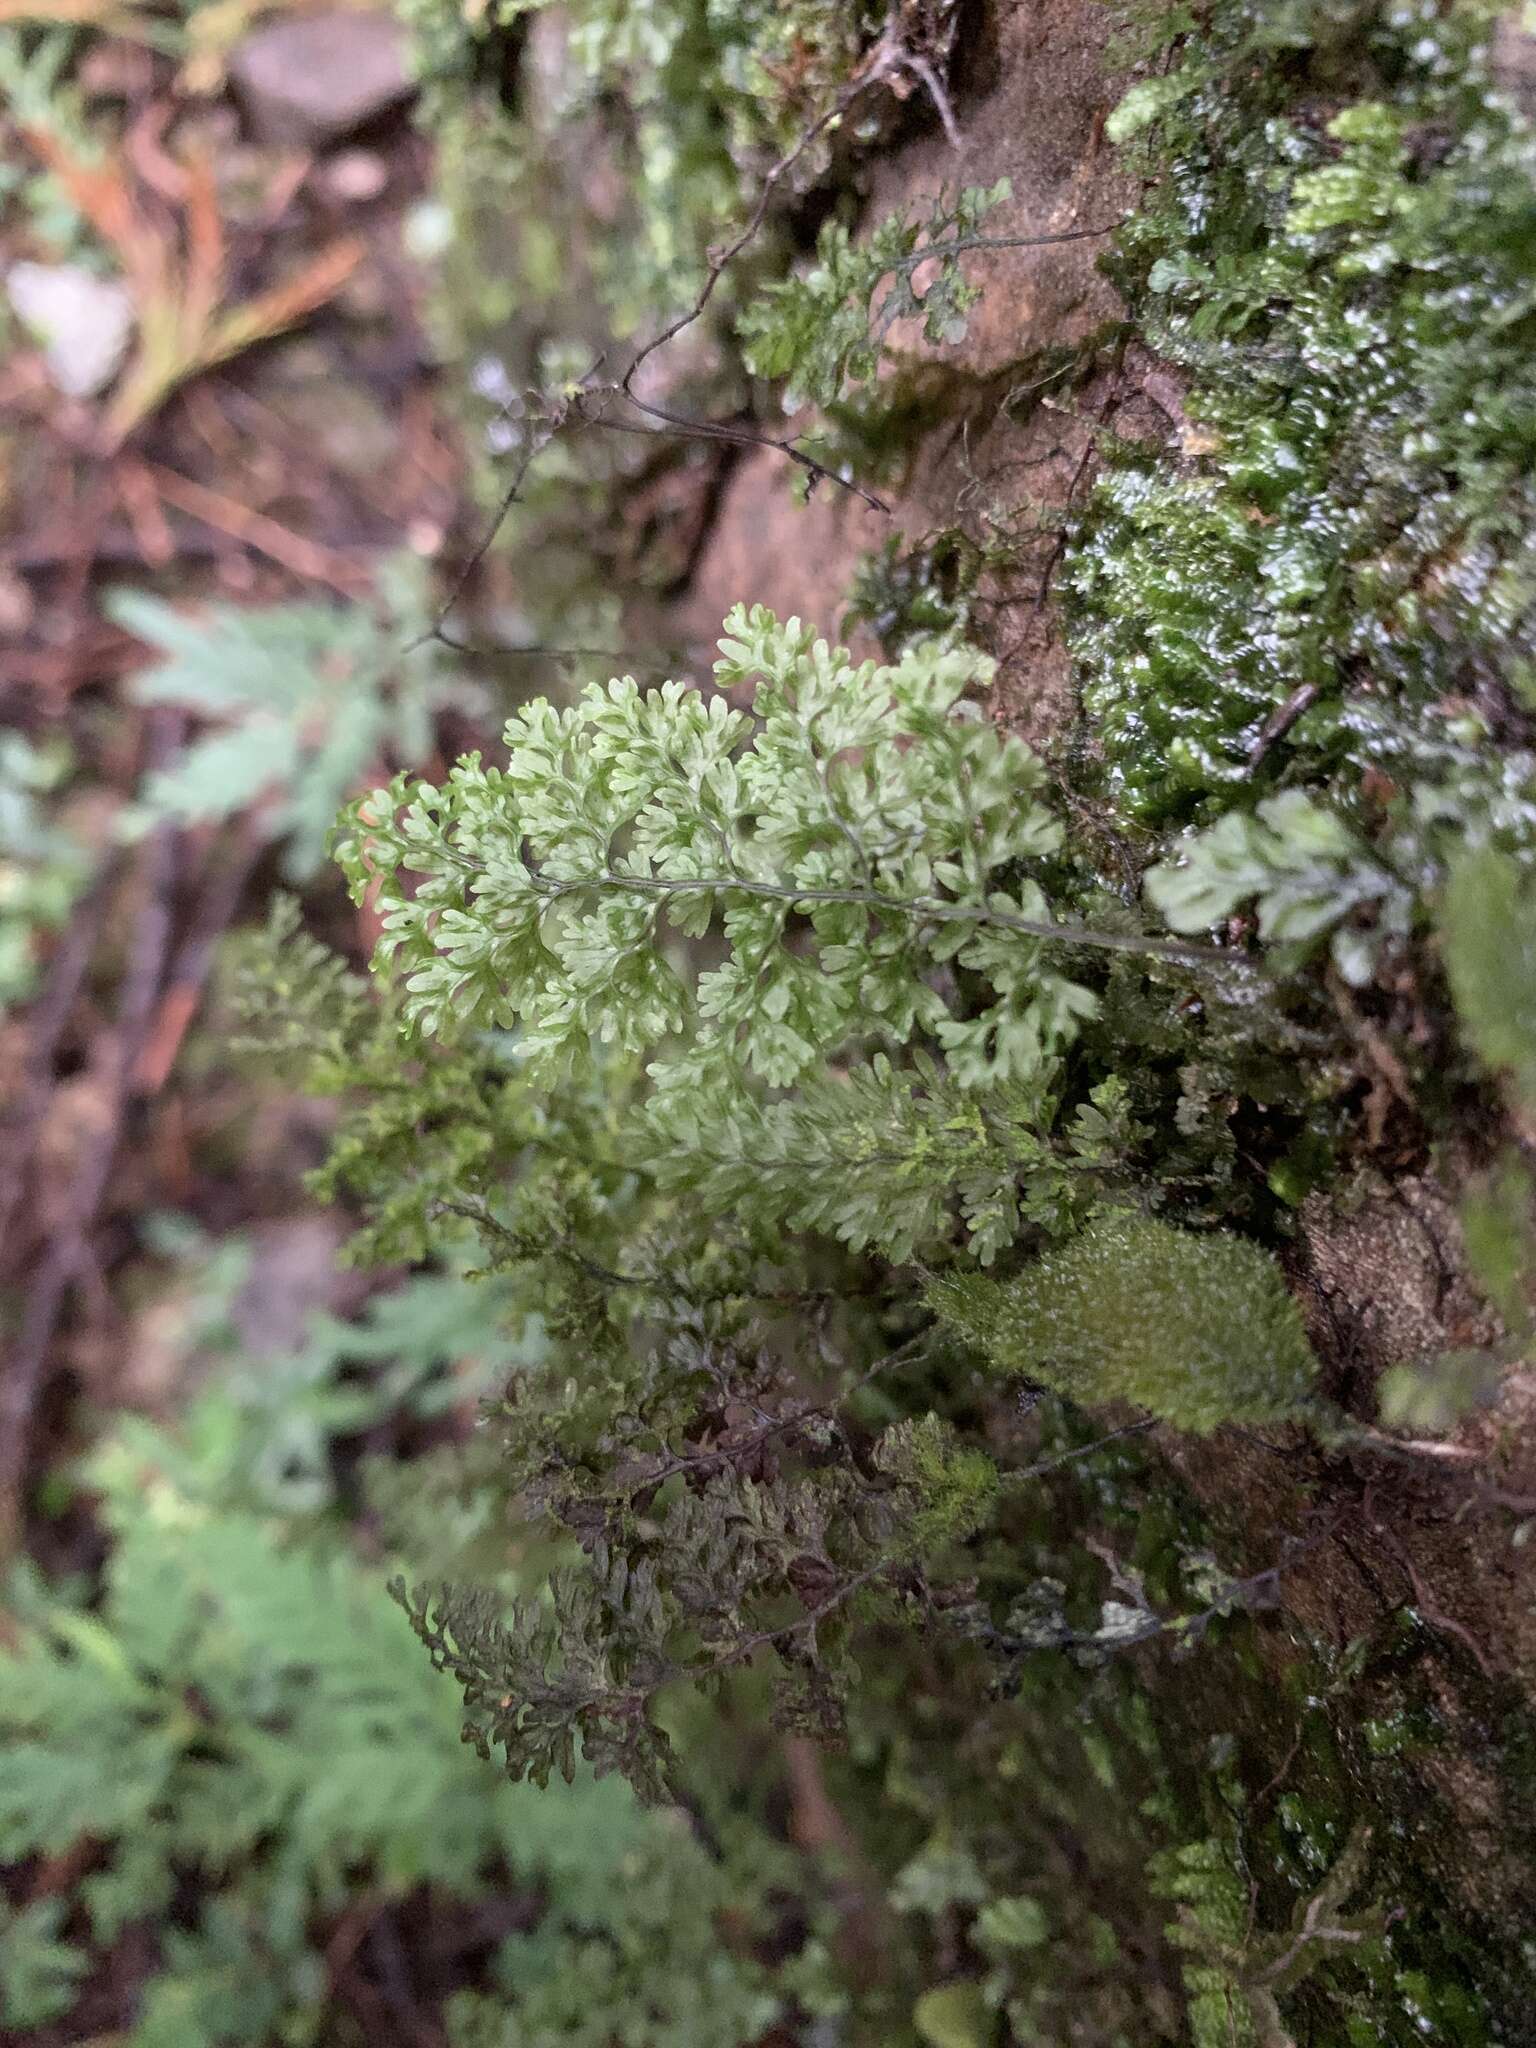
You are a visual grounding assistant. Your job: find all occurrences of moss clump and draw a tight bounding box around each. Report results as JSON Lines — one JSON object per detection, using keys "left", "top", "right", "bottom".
{"left": 1069, "top": 0, "right": 1536, "bottom": 823}
{"left": 929, "top": 1212, "right": 1318, "bottom": 1432}
{"left": 874, "top": 1413, "right": 1000, "bottom": 1552}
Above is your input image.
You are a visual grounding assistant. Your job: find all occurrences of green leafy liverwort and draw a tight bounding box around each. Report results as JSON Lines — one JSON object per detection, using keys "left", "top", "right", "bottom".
{"left": 1069, "top": 1, "right": 1536, "bottom": 824}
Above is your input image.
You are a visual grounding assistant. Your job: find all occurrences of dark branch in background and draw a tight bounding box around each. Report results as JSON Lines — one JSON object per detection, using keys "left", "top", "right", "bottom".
{"left": 0, "top": 866, "right": 113, "bottom": 1261}
{"left": 410, "top": 7, "right": 1127, "bottom": 660}
{"left": 1248, "top": 681, "right": 1324, "bottom": 770}
{"left": 902, "top": 44, "right": 963, "bottom": 150}
{"left": 0, "top": 710, "right": 185, "bottom": 1555}
{"left": 134, "top": 813, "right": 270, "bottom": 1094}
{"left": 1002, "top": 1416, "right": 1158, "bottom": 1487}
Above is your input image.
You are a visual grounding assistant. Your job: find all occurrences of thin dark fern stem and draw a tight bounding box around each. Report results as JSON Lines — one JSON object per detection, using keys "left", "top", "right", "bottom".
{"left": 403, "top": 430, "right": 547, "bottom": 657}
{"left": 528, "top": 868, "right": 1258, "bottom": 974}
{"left": 619, "top": 87, "right": 851, "bottom": 403}
{"left": 433, "top": 1194, "right": 896, "bottom": 1310}
{"left": 582, "top": 409, "right": 892, "bottom": 512}
{"left": 1002, "top": 1417, "right": 1158, "bottom": 1487}
{"left": 886, "top": 224, "right": 1127, "bottom": 278}
{"left": 723, "top": 1558, "right": 896, "bottom": 1669}
{"left": 588, "top": 1557, "right": 899, "bottom": 1728}
{"left": 610, "top": 5, "right": 1034, "bottom": 515}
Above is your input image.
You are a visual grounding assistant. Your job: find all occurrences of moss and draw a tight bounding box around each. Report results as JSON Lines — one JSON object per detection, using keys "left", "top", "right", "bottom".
{"left": 1441, "top": 846, "right": 1536, "bottom": 1113}
{"left": 929, "top": 1212, "right": 1318, "bottom": 1432}
{"left": 874, "top": 1413, "right": 1001, "bottom": 1552}
{"left": 1068, "top": 0, "right": 1536, "bottom": 825}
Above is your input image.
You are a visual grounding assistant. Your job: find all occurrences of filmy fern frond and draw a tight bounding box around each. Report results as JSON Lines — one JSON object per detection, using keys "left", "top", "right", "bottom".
{"left": 336, "top": 606, "right": 1117, "bottom": 1100}
{"left": 112, "top": 557, "right": 456, "bottom": 878}
{"left": 642, "top": 1053, "right": 1139, "bottom": 1264}
{"left": 739, "top": 180, "right": 1013, "bottom": 407}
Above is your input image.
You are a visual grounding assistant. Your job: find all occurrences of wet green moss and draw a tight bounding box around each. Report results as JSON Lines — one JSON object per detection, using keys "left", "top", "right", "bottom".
{"left": 929, "top": 1212, "right": 1319, "bottom": 1431}
{"left": 1067, "top": 0, "right": 1536, "bottom": 824}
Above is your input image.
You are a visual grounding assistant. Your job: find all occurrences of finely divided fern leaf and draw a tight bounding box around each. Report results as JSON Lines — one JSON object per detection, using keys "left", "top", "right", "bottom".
{"left": 641, "top": 1053, "right": 1131, "bottom": 1263}
{"left": 739, "top": 180, "right": 1012, "bottom": 408}
{"left": 110, "top": 558, "right": 452, "bottom": 878}
{"left": 337, "top": 605, "right": 1097, "bottom": 1098}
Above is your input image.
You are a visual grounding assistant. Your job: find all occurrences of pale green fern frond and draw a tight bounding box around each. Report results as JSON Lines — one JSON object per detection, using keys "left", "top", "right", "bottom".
{"left": 641, "top": 1054, "right": 1138, "bottom": 1264}
{"left": 111, "top": 557, "right": 457, "bottom": 878}
{"left": 336, "top": 606, "right": 1101, "bottom": 1098}
{"left": 739, "top": 180, "right": 1012, "bottom": 408}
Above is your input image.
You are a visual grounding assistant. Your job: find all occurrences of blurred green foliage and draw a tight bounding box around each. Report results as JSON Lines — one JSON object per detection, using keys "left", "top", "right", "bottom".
{"left": 0, "top": 1251, "right": 790, "bottom": 2046}
{"left": 0, "top": 733, "right": 91, "bottom": 1014}
{"left": 114, "top": 559, "right": 463, "bottom": 880}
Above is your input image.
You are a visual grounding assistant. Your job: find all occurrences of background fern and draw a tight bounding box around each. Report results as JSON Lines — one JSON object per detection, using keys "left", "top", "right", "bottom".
{"left": 0, "top": 1268, "right": 788, "bottom": 2047}
{"left": 113, "top": 556, "right": 461, "bottom": 878}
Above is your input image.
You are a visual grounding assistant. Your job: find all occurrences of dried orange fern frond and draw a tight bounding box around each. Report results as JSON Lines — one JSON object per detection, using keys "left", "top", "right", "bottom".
{"left": 22, "top": 126, "right": 363, "bottom": 445}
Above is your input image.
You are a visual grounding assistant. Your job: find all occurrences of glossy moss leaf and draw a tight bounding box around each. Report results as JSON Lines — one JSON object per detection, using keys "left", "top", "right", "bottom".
{"left": 1074, "top": 5, "right": 1536, "bottom": 856}
{"left": 913, "top": 1981, "right": 993, "bottom": 2048}
{"left": 1376, "top": 1351, "right": 1505, "bottom": 1436}
{"left": 1440, "top": 849, "right": 1536, "bottom": 1109}
{"left": 1459, "top": 1153, "right": 1536, "bottom": 1335}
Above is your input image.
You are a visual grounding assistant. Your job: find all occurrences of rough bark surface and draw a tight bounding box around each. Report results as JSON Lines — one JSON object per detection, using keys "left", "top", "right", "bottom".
{"left": 670, "top": 0, "right": 1536, "bottom": 1868}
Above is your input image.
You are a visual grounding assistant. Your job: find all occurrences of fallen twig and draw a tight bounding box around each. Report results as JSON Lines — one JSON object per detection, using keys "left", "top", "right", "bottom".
{"left": 134, "top": 814, "right": 268, "bottom": 1094}
{"left": 0, "top": 711, "right": 183, "bottom": 1553}
{"left": 144, "top": 462, "right": 369, "bottom": 594}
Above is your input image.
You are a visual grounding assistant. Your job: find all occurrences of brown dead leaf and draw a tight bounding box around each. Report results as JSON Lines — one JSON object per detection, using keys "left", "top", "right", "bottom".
{"left": 0, "top": 0, "right": 142, "bottom": 21}
{"left": 21, "top": 124, "right": 363, "bottom": 447}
